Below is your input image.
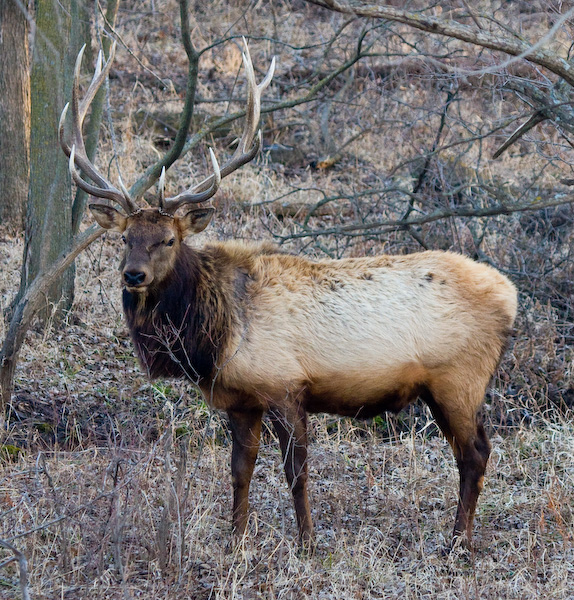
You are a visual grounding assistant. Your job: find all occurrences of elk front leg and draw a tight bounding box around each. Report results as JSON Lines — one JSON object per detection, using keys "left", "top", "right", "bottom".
{"left": 269, "top": 405, "right": 314, "bottom": 547}
{"left": 228, "top": 409, "right": 263, "bottom": 539}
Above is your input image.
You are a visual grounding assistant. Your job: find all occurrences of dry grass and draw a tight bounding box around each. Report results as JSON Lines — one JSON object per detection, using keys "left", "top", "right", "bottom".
{"left": 2, "top": 1, "right": 574, "bottom": 597}
{"left": 1, "top": 402, "right": 573, "bottom": 598}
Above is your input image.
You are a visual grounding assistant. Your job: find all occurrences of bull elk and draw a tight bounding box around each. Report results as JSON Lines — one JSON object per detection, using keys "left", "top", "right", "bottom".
{"left": 61, "top": 41, "right": 517, "bottom": 549}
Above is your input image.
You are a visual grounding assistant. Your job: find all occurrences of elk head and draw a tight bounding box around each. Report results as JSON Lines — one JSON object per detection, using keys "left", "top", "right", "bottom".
{"left": 60, "top": 40, "right": 274, "bottom": 292}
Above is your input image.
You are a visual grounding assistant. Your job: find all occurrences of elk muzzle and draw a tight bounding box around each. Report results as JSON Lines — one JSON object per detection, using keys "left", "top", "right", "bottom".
{"left": 122, "top": 257, "right": 153, "bottom": 289}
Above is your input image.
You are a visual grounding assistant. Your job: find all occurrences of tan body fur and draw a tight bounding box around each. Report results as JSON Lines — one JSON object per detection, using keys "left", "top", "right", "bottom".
{"left": 215, "top": 244, "right": 516, "bottom": 418}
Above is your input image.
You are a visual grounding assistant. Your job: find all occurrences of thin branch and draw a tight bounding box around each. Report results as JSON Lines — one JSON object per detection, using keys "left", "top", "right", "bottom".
{"left": 97, "top": 5, "right": 168, "bottom": 88}
{"left": 100, "top": 20, "right": 368, "bottom": 201}
{"left": 0, "top": 539, "right": 31, "bottom": 600}
{"left": 459, "top": 0, "right": 482, "bottom": 30}
{"left": 405, "top": 86, "right": 457, "bottom": 219}
{"left": 493, "top": 113, "right": 546, "bottom": 159}
{"left": 307, "top": 1, "right": 574, "bottom": 86}
{"left": 277, "top": 189, "right": 574, "bottom": 242}
{"left": 129, "top": 0, "right": 199, "bottom": 200}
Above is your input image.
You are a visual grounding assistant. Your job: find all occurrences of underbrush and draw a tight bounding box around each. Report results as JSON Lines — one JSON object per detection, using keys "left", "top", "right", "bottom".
{"left": 1, "top": 409, "right": 573, "bottom": 599}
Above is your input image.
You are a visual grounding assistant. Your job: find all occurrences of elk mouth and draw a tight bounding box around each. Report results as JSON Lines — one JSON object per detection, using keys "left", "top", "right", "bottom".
{"left": 123, "top": 280, "right": 153, "bottom": 294}
{"left": 124, "top": 283, "right": 149, "bottom": 293}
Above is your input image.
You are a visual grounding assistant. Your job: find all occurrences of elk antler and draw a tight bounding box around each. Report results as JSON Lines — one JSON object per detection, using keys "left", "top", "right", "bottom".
{"left": 59, "top": 43, "right": 139, "bottom": 215}
{"left": 159, "top": 38, "right": 276, "bottom": 215}
{"left": 62, "top": 39, "right": 274, "bottom": 217}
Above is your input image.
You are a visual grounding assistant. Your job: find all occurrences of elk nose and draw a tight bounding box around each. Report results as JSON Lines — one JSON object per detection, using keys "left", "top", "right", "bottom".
{"left": 124, "top": 271, "right": 146, "bottom": 286}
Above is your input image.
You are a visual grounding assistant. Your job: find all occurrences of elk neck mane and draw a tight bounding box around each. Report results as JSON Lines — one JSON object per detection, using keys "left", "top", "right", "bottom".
{"left": 121, "top": 241, "right": 244, "bottom": 384}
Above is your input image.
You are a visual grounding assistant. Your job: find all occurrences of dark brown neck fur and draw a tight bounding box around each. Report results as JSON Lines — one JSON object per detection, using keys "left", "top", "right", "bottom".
{"left": 122, "top": 243, "right": 236, "bottom": 384}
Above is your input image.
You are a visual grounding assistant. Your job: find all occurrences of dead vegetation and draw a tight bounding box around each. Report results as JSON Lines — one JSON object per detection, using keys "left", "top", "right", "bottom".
{"left": 1, "top": 0, "right": 574, "bottom": 598}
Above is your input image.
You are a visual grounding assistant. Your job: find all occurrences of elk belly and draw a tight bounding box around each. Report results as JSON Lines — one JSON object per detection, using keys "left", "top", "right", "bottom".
{"left": 304, "top": 361, "right": 430, "bottom": 417}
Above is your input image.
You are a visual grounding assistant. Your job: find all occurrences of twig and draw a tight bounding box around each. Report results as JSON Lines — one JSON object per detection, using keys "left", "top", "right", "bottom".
{"left": 459, "top": 0, "right": 482, "bottom": 30}
{"left": 277, "top": 189, "right": 574, "bottom": 242}
{"left": 404, "top": 86, "right": 457, "bottom": 219}
{"left": 97, "top": 2, "right": 168, "bottom": 88}
{"left": 0, "top": 539, "right": 31, "bottom": 600}
{"left": 36, "top": 453, "right": 71, "bottom": 574}
{"left": 493, "top": 113, "right": 546, "bottom": 159}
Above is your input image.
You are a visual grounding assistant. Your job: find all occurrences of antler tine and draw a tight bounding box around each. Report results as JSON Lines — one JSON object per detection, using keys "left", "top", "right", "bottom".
{"left": 162, "top": 39, "right": 275, "bottom": 214}
{"left": 234, "top": 38, "right": 275, "bottom": 158}
{"left": 160, "top": 149, "right": 222, "bottom": 214}
{"left": 158, "top": 167, "right": 167, "bottom": 208}
{"left": 59, "top": 42, "right": 139, "bottom": 215}
{"left": 77, "top": 45, "right": 114, "bottom": 124}
{"left": 68, "top": 145, "right": 132, "bottom": 203}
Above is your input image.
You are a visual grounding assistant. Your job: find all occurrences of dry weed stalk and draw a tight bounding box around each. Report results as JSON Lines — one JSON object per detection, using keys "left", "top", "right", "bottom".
{"left": 35, "top": 453, "right": 72, "bottom": 578}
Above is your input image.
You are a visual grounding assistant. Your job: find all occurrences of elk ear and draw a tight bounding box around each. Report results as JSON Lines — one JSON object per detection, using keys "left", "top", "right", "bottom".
{"left": 89, "top": 203, "right": 127, "bottom": 232}
{"left": 179, "top": 207, "right": 215, "bottom": 236}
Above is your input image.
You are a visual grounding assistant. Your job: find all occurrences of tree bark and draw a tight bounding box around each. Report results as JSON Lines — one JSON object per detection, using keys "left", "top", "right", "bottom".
{"left": 17, "top": 0, "right": 84, "bottom": 320}
{"left": 0, "top": 0, "right": 30, "bottom": 231}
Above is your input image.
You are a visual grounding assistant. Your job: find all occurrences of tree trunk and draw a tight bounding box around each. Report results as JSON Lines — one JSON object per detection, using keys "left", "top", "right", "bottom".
{"left": 17, "top": 0, "right": 84, "bottom": 321}
{"left": 0, "top": 0, "right": 30, "bottom": 231}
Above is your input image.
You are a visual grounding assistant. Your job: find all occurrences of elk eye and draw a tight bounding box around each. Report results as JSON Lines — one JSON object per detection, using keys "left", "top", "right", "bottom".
{"left": 166, "top": 238, "right": 175, "bottom": 247}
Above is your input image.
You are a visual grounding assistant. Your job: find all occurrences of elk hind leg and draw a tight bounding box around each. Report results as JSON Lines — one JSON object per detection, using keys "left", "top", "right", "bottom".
{"left": 424, "top": 384, "right": 491, "bottom": 547}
